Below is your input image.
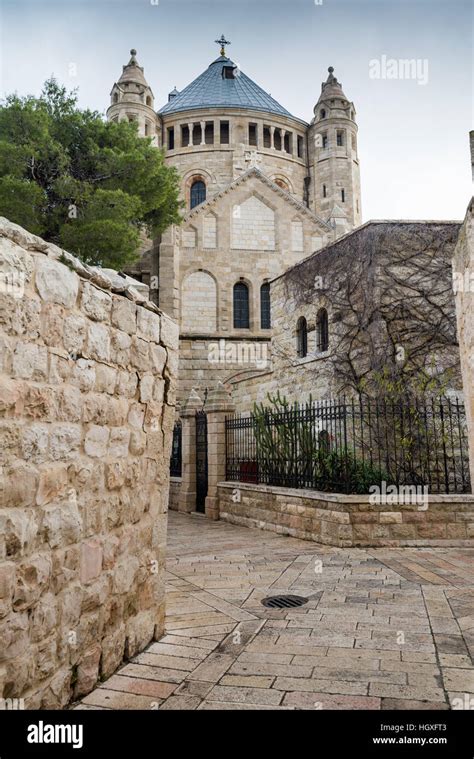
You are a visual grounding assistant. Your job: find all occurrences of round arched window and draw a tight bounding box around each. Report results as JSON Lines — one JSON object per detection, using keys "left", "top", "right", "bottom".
{"left": 274, "top": 178, "right": 289, "bottom": 191}
{"left": 190, "top": 180, "right": 206, "bottom": 209}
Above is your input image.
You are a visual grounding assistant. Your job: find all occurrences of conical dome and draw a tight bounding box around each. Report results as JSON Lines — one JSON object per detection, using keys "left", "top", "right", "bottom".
{"left": 159, "top": 54, "right": 295, "bottom": 119}
{"left": 316, "top": 67, "right": 348, "bottom": 105}
{"left": 118, "top": 49, "right": 149, "bottom": 87}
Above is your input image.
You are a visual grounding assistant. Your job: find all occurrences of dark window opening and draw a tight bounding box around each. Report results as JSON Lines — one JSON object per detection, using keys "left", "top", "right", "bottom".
{"left": 337, "top": 130, "right": 344, "bottom": 147}
{"left": 263, "top": 126, "right": 271, "bottom": 148}
{"left": 323, "top": 184, "right": 327, "bottom": 198}
{"left": 146, "top": 96, "right": 152, "bottom": 106}
{"left": 181, "top": 124, "right": 190, "bottom": 147}
{"left": 260, "top": 283, "right": 271, "bottom": 329}
{"left": 113, "top": 93, "right": 119, "bottom": 104}
{"left": 284, "top": 132, "right": 291, "bottom": 153}
{"left": 190, "top": 180, "right": 206, "bottom": 209}
{"left": 220, "top": 121, "right": 229, "bottom": 144}
{"left": 296, "top": 317, "right": 308, "bottom": 358}
{"left": 249, "top": 123, "right": 258, "bottom": 146}
{"left": 233, "top": 283, "right": 250, "bottom": 329}
{"left": 320, "top": 109, "right": 326, "bottom": 119}
{"left": 322, "top": 133, "right": 328, "bottom": 149}
{"left": 144, "top": 122, "right": 149, "bottom": 136}
{"left": 317, "top": 308, "right": 329, "bottom": 352}
{"left": 341, "top": 189, "right": 345, "bottom": 203}
{"left": 192, "top": 123, "right": 201, "bottom": 146}
{"left": 223, "top": 66, "right": 235, "bottom": 79}
{"left": 167, "top": 127, "right": 175, "bottom": 150}
{"left": 205, "top": 122, "right": 214, "bottom": 144}
{"left": 297, "top": 135, "right": 304, "bottom": 158}
{"left": 274, "top": 129, "right": 282, "bottom": 151}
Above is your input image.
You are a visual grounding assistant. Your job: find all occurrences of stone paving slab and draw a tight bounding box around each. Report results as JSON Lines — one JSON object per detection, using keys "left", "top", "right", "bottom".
{"left": 76, "top": 512, "right": 474, "bottom": 711}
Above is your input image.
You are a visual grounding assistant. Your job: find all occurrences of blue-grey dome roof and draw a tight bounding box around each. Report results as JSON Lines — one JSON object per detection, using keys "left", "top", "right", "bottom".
{"left": 159, "top": 56, "right": 299, "bottom": 120}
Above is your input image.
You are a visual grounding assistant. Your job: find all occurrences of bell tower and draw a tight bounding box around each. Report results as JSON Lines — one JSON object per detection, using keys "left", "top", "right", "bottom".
{"left": 106, "top": 49, "right": 159, "bottom": 146}
{"left": 308, "top": 67, "right": 362, "bottom": 234}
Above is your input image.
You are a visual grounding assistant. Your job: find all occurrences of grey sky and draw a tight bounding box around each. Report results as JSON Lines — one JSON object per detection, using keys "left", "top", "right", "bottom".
{"left": 1, "top": 0, "right": 472, "bottom": 221}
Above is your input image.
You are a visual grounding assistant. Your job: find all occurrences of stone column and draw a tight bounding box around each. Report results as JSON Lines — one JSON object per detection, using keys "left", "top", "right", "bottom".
{"left": 188, "top": 122, "right": 194, "bottom": 147}
{"left": 204, "top": 382, "right": 235, "bottom": 520}
{"left": 453, "top": 198, "right": 474, "bottom": 487}
{"left": 270, "top": 126, "right": 275, "bottom": 150}
{"left": 200, "top": 121, "right": 206, "bottom": 145}
{"left": 281, "top": 129, "right": 287, "bottom": 152}
{"left": 178, "top": 388, "right": 202, "bottom": 513}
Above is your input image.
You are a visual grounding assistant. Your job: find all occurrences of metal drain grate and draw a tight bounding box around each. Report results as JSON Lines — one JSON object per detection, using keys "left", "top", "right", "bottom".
{"left": 261, "top": 595, "right": 308, "bottom": 609}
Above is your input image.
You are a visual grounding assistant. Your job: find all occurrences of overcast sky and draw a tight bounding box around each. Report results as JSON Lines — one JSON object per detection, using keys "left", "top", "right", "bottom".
{"left": 1, "top": 0, "right": 472, "bottom": 221}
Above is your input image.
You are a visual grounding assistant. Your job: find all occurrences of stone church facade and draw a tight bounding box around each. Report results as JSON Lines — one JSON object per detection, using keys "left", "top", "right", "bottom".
{"left": 106, "top": 41, "right": 362, "bottom": 404}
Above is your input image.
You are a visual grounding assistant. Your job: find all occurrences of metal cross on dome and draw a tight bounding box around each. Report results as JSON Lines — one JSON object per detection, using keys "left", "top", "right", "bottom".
{"left": 215, "top": 35, "right": 231, "bottom": 56}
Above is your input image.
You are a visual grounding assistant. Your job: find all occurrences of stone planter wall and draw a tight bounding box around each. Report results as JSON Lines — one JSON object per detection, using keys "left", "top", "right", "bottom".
{"left": 0, "top": 218, "right": 178, "bottom": 708}
{"left": 217, "top": 482, "right": 474, "bottom": 548}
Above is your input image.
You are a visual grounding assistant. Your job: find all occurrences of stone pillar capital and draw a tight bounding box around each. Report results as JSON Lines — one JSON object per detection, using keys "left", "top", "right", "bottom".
{"left": 181, "top": 388, "right": 203, "bottom": 418}
{"left": 204, "top": 381, "right": 235, "bottom": 414}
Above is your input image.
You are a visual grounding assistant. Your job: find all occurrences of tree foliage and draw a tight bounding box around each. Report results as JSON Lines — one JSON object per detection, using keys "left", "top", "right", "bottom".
{"left": 0, "top": 78, "right": 182, "bottom": 268}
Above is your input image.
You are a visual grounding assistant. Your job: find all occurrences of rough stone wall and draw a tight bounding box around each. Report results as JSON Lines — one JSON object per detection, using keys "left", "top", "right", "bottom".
{"left": 218, "top": 483, "right": 474, "bottom": 547}
{"left": 453, "top": 199, "right": 474, "bottom": 485}
{"left": 0, "top": 218, "right": 178, "bottom": 708}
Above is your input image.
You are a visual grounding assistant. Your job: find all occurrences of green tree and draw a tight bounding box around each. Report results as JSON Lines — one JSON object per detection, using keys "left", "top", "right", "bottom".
{"left": 0, "top": 78, "right": 182, "bottom": 268}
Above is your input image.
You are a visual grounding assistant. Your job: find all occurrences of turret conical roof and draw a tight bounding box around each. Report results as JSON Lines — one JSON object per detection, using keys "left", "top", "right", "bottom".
{"left": 118, "top": 49, "right": 149, "bottom": 87}
{"left": 316, "top": 67, "right": 348, "bottom": 105}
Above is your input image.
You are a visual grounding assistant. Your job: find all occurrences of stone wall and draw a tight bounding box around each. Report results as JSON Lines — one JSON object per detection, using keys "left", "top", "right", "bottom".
{"left": 0, "top": 218, "right": 178, "bottom": 708}
{"left": 169, "top": 477, "right": 181, "bottom": 511}
{"left": 231, "top": 221, "right": 463, "bottom": 408}
{"left": 218, "top": 483, "right": 474, "bottom": 548}
{"left": 453, "top": 198, "right": 474, "bottom": 485}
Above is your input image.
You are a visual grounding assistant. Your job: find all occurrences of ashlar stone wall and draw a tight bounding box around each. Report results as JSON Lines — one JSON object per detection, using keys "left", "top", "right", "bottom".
{"left": 0, "top": 218, "right": 178, "bottom": 708}
{"left": 453, "top": 198, "right": 474, "bottom": 485}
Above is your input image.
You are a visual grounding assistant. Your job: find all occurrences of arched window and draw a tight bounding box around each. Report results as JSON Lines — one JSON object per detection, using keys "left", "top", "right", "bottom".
{"left": 296, "top": 317, "right": 308, "bottom": 358}
{"left": 113, "top": 93, "right": 119, "bottom": 104}
{"left": 260, "top": 283, "right": 270, "bottom": 329}
{"left": 320, "top": 109, "right": 326, "bottom": 119}
{"left": 190, "top": 180, "right": 206, "bottom": 209}
{"left": 316, "top": 308, "right": 329, "bottom": 352}
{"left": 274, "top": 178, "right": 289, "bottom": 191}
{"left": 233, "top": 283, "right": 249, "bottom": 328}
{"left": 146, "top": 95, "right": 152, "bottom": 106}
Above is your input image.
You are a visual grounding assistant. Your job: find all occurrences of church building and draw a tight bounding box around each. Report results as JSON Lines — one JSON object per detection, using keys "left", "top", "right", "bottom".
{"left": 106, "top": 38, "right": 362, "bottom": 403}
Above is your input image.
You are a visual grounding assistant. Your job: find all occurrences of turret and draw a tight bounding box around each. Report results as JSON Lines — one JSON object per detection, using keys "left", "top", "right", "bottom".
{"left": 308, "top": 67, "right": 362, "bottom": 233}
{"left": 106, "top": 49, "right": 159, "bottom": 145}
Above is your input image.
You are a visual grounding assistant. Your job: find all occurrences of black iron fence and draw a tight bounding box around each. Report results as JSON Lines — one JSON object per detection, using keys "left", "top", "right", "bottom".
{"left": 170, "top": 420, "right": 182, "bottom": 477}
{"left": 225, "top": 397, "right": 471, "bottom": 495}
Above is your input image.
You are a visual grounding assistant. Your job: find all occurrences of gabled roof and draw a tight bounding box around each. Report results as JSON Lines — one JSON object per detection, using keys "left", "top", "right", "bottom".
{"left": 159, "top": 55, "right": 304, "bottom": 122}
{"left": 183, "top": 167, "right": 332, "bottom": 231}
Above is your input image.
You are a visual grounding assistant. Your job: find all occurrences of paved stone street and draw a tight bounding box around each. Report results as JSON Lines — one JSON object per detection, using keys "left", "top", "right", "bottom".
{"left": 77, "top": 512, "right": 474, "bottom": 710}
